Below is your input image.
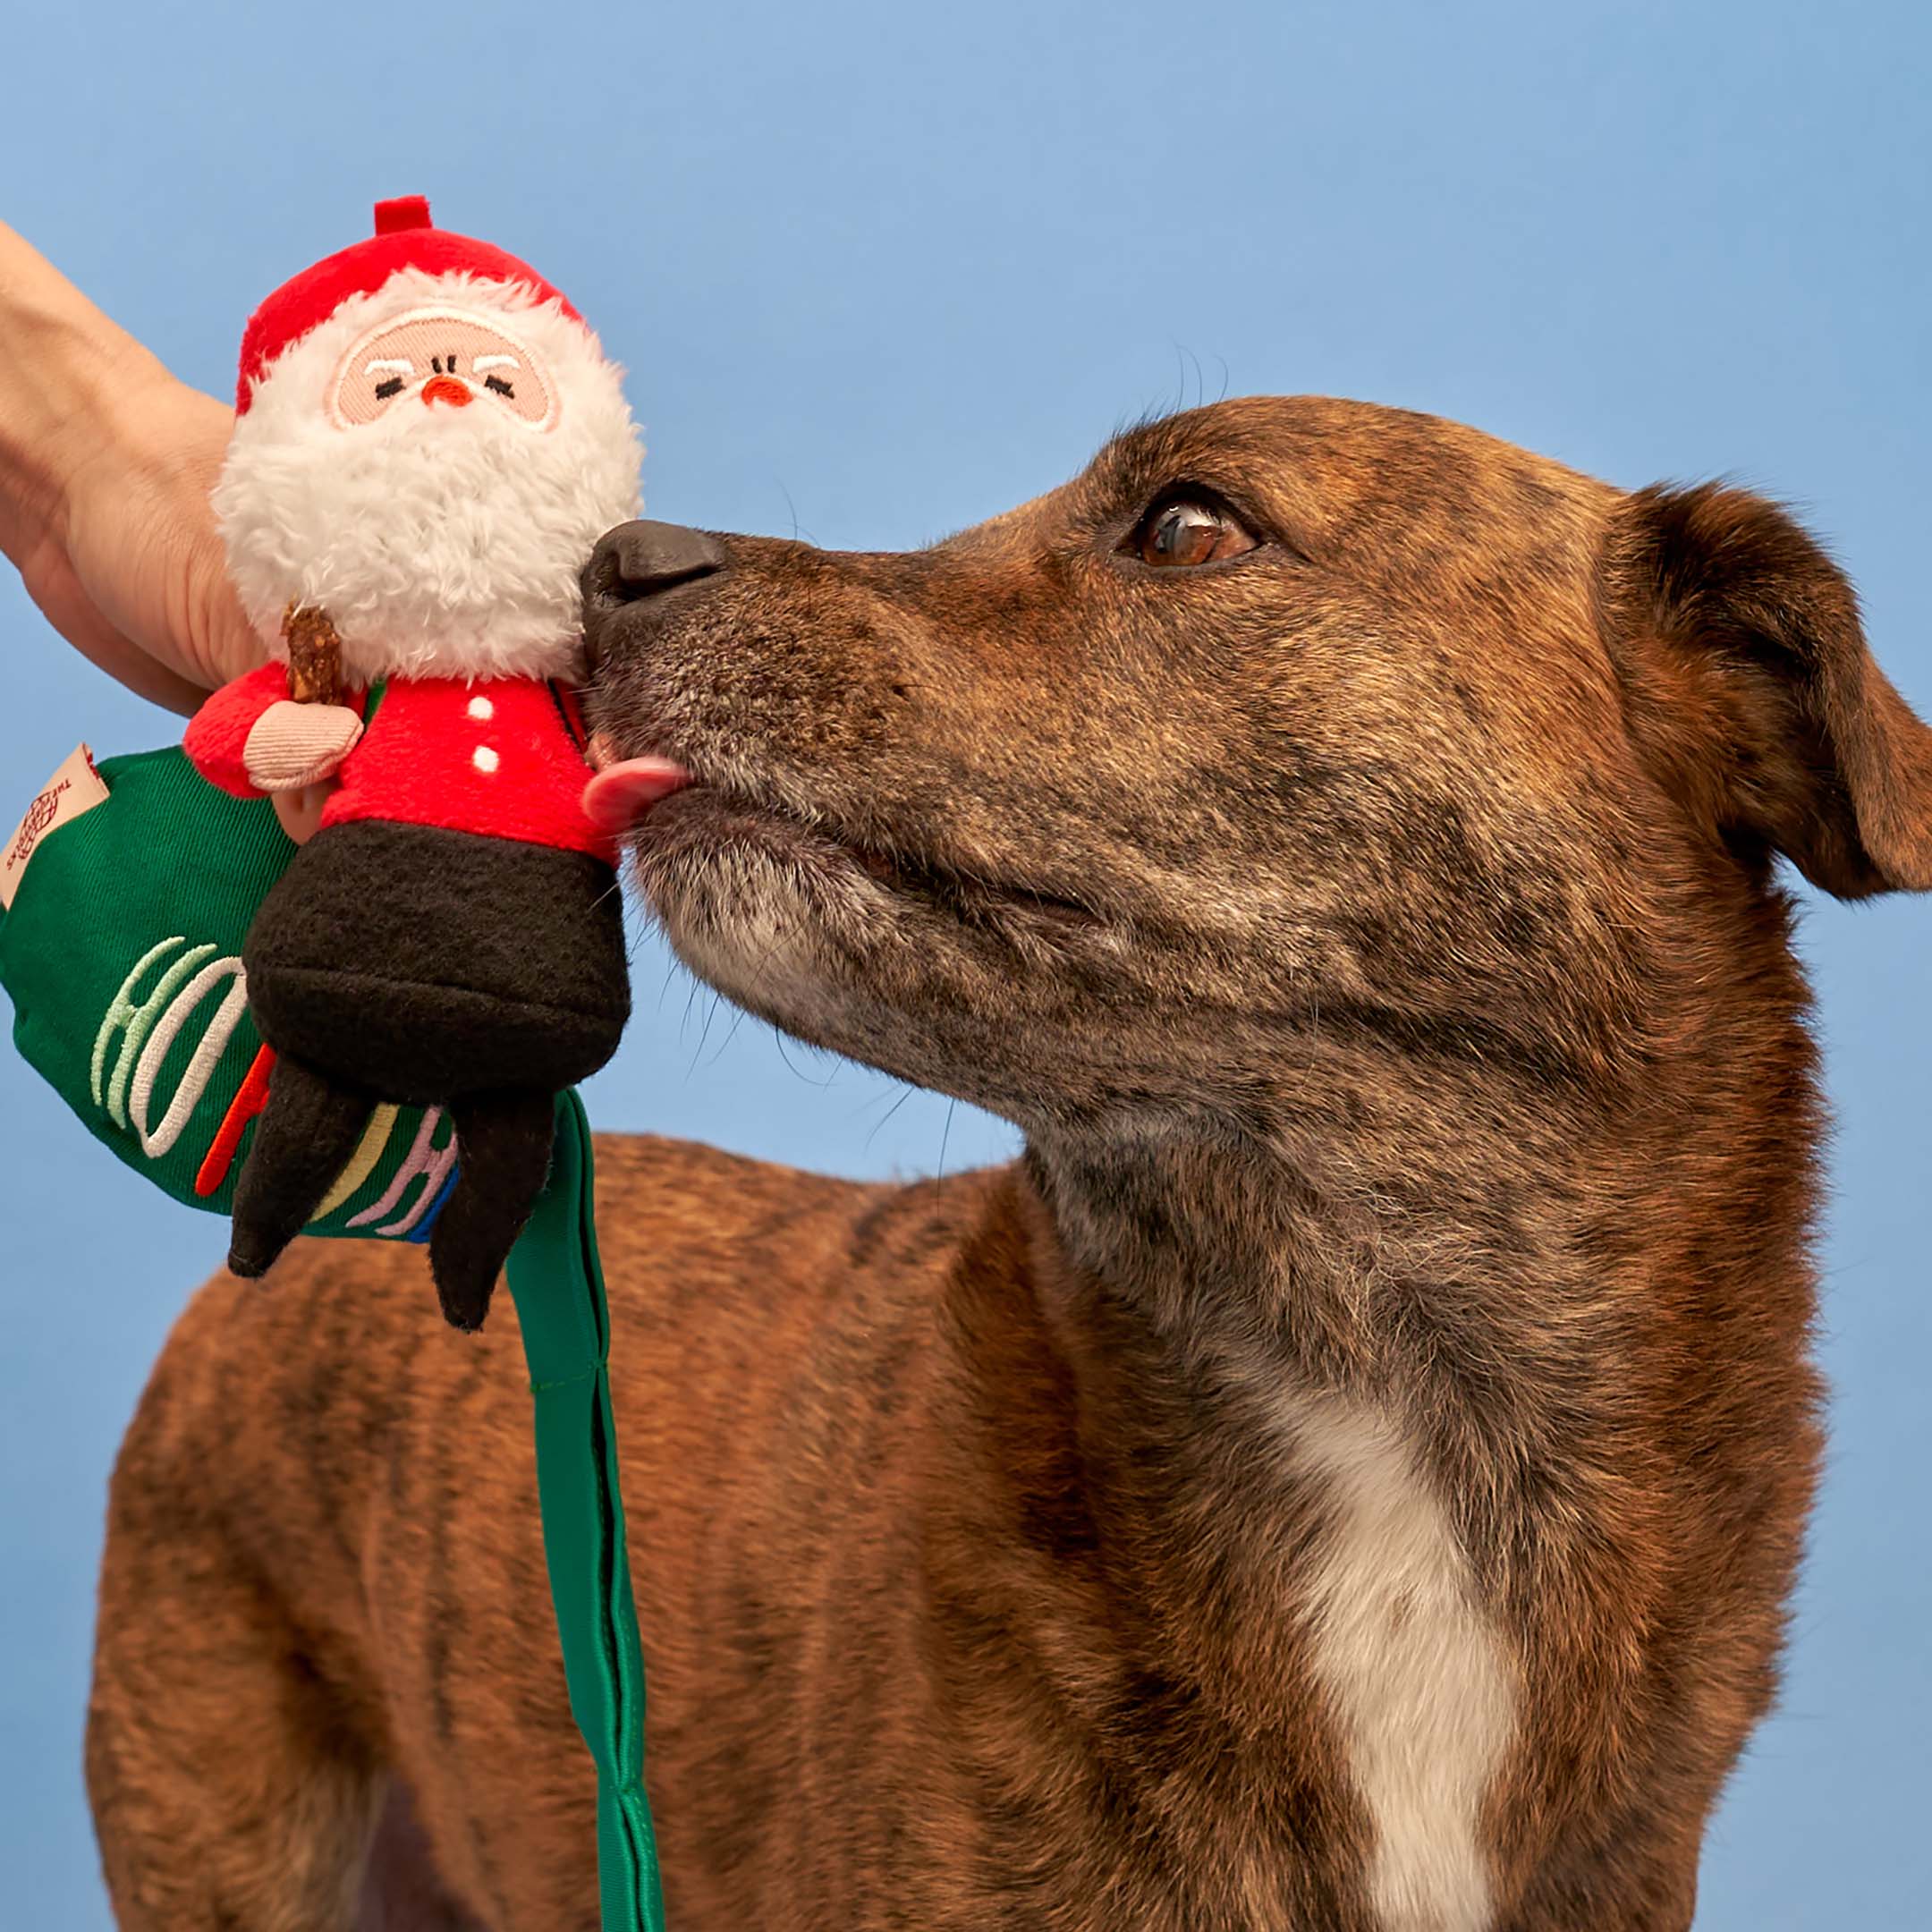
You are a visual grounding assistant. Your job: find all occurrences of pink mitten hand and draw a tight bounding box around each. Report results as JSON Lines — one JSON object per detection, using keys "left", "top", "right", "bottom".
{"left": 242, "top": 700, "right": 363, "bottom": 792}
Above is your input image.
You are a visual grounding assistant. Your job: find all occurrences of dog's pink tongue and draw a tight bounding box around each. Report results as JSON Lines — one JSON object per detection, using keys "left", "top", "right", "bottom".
{"left": 582, "top": 757, "right": 693, "bottom": 832}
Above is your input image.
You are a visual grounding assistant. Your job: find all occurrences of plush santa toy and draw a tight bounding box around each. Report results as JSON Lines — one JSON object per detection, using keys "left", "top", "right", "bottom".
{"left": 184, "top": 196, "right": 643, "bottom": 1330}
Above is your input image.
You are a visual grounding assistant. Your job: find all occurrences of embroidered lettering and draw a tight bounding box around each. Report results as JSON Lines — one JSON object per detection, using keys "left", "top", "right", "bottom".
{"left": 349, "top": 1106, "right": 458, "bottom": 1236}
{"left": 314, "top": 1102, "right": 401, "bottom": 1219}
{"left": 128, "top": 953, "right": 251, "bottom": 1157}
{"left": 90, "top": 939, "right": 217, "bottom": 1127}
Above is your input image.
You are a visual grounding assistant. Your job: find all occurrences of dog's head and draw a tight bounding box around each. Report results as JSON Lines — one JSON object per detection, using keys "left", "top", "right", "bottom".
{"left": 580, "top": 396, "right": 1932, "bottom": 1140}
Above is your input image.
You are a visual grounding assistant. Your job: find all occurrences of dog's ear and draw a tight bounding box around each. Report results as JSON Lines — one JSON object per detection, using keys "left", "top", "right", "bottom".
{"left": 1601, "top": 482, "right": 1932, "bottom": 898}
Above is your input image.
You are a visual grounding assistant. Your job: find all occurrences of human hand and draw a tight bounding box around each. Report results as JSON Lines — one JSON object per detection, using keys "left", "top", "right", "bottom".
{"left": 15, "top": 362, "right": 258, "bottom": 713}
{"left": 1, "top": 222, "right": 261, "bottom": 716}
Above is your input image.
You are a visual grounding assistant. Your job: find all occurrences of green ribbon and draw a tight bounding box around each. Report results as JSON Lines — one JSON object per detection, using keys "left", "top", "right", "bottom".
{"left": 507, "top": 1091, "right": 666, "bottom": 1931}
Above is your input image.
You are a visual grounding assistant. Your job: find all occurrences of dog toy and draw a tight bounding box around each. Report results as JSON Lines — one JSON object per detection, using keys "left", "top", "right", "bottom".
{"left": 3, "top": 744, "right": 666, "bottom": 1931}
{"left": 0, "top": 198, "right": 667, "bottom": 1931}
{"left": 182, "top": 196, "right": 642, "bottom": 1330}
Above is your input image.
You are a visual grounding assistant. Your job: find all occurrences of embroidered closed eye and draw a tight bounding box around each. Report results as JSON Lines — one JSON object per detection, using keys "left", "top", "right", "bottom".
{"left": 363, "top": 356, "right": 413, "bottom": 404}
{"left": 474, "top": 353, "right": 521, "bottom": 402}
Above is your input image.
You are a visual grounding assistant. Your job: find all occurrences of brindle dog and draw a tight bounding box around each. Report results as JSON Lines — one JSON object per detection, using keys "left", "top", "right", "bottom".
{"left": 84, "top": 397, "right": 1932, "bottom": 1931}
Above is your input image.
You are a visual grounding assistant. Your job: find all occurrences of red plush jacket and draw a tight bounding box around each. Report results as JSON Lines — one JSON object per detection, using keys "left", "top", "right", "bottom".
{"left": 183, "top": 663, "right": 611, "bottom": 860}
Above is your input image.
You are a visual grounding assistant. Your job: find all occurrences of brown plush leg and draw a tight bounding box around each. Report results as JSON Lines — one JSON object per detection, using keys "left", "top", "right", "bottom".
{"left": 429, "top": 1090, "right": 557, "bottom": 1333}
{"left": 228, "top": 1056, "right": 370, "bottom": 1280}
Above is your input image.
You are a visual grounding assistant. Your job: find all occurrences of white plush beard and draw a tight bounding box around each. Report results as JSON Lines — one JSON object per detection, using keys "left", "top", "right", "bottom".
{"left": 214, "top": 271, "right": 643, "bottom": 685}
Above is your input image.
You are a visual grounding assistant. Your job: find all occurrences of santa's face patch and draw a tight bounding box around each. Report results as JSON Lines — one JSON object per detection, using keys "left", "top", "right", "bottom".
{"left": 330, "top": 308, "right": 557, "bottom": 430}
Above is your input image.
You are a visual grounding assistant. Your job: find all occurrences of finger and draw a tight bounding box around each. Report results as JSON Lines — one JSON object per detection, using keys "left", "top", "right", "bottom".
{"left": 15, "top": 530, "right": 211, "bottom": 715}
{"left": 180, "top": 523, "right": 267, "bottom": 690}
{"left": 270, "top": 784, "right": 335, "bottom": 845}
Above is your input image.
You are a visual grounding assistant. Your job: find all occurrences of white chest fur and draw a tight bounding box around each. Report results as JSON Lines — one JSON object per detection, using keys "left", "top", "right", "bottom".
{"left": 1286, "top": 1394, "right": 1516, "bottom": 1932}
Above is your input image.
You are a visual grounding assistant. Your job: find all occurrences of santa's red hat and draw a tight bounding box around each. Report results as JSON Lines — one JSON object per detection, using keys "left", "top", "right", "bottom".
{"left": 235, "top": 196, "right": 581, "bottom": 413}
{"left": 215, "top": 196, "right": 642, "bottom": 685}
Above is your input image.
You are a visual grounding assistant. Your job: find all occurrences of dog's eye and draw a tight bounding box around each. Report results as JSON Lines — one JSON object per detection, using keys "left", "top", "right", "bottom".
{"left": 1131, "top": 496, "right": 1257, "bottom": 569}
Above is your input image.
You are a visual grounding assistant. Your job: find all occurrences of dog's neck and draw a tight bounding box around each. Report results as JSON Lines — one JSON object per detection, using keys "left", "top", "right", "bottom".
{"left": 924, "top": 1091, "right": 1597, "bottom": 1920}
{"left": 1022, "top": 1073, "right": 1598, "bottom": 1415}
{"left": 1006, "top": 979, "right": 1808, "bottom": 1589}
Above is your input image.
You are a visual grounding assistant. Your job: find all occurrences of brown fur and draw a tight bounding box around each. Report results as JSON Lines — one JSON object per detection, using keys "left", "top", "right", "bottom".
{"left": 85, "top": 397, "right": 1932, "bottom": 1928}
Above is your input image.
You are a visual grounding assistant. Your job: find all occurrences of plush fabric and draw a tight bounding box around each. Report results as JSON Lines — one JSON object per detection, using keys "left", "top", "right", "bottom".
{"left": 432, "top": 1088, "right": 559, "bottom": 1330}
{"left": 184, "top": 672, "right": 613, "bottom": 857}
{"left": 240, "top": 700, "right": 364, "bottom": 792}
{"left": 216, "top": 266, "right": 642, "bottom": 686}
{"left": 192, "top": 197, "right": 640, "bottom": 1326}
{"left": 183, "top": 662, "right": 308, "bottom": 797}
{"left": 0, "top": 746, "right": 462, "bottom": 1236}
{"left": 235, "top": 197, "right": 578, "bottom": 412}
{"left": 242, "top": 820, "right": 630, "bottom": 1100}
{"left": 229, "top": 820, "right": 629, "bottom": 1312}
{"left": 231, "top": 1061, "right": 556, "bottom": 1332}
{"left": 226, "top": 1053, "right": 375, "bottom": 1279}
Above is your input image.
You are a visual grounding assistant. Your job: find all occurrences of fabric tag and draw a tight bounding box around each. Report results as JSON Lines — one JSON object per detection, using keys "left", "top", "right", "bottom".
{"left": 2, "top": 744, "right": 110, "bottom": 910}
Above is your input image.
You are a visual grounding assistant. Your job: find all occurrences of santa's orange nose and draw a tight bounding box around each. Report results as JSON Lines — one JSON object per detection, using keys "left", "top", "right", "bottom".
{"left": 420, "top": 375, "right": 472, "bottom": 408}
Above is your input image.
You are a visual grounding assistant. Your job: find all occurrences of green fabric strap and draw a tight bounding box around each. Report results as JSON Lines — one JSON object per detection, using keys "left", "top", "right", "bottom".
{"left": 507, "top": 1091, "right": 666, "bottom": 1932}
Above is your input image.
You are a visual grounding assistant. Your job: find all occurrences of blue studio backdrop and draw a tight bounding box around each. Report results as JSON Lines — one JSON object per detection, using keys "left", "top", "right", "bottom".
{"left": 3, "top": 4, "right": 1928, "bottom": 1927}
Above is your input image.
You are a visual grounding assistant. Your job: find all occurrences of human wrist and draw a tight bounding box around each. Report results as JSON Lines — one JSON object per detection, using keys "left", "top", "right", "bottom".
{"left": 0, "top": 224, "right": 165, "bottom": 559}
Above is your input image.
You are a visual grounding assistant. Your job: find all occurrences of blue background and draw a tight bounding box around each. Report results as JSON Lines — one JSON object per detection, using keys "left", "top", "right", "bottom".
{"left": 3, "top": 3, "right": 1927, "bottom": 1924}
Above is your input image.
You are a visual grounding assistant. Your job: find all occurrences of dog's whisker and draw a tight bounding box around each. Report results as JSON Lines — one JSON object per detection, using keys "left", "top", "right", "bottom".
{"left": 654, "top": 961, "right": 682, "bottom": 1015}
{"left": 687, "top": 988, "right": 725, "bottom": 1075}
{"left": 935, "top": 1097, "right": 956, "bottom": 1192}
{"left": 864, "top": 1085, "right": 916, "bottom": 1151}
{"left": 702, "top": 1004, "right": 750, "bottom": 1072}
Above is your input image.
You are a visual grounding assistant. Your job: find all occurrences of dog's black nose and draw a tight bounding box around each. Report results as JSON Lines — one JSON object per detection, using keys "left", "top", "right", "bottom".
{"left": 588, "top": 521, "right": 727, "bottom": 603}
